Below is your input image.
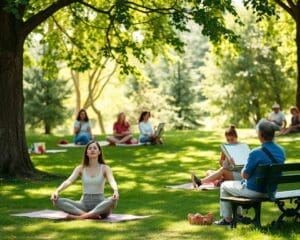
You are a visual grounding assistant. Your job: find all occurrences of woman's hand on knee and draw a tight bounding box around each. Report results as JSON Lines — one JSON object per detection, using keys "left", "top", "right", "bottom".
{"left": 51, "top": 191, "right": 59, "bottom": 204}
{"left": 113, "top": 191, "right": 119, "bottom": 200}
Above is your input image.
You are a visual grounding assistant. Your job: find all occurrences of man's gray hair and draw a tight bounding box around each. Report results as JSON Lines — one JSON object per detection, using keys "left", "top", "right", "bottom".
{"left": 258, "top": 121, "right": 275, "bottom": 141}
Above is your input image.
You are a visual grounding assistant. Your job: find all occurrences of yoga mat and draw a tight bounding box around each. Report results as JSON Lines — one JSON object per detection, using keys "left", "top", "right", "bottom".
{"left": 11, "top": 210, "right": 151, "bottom": 222}
{"left": 165, "top": 182, "right": 218, "bottom": 190}
{"left": 46, "top": 149, "right": 68, "bottom": 153}
{"left": 58, "top": 141, "right": 110, "bottom": 147}
{"left": 115, "top": 142, "right": 144, "bottom": 147}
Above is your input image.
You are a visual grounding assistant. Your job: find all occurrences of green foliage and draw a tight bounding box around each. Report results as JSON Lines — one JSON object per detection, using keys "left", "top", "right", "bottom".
{"left": 244, "top": 0, "right": 276, "bottom": 18}
{"left": 24, "top": 68, "right": 71, "bottom": 134}
{"left": 3, "top": 0, "right": 28, "bottom": 19}
{"left": 125, "top": 76, "right": 176, "bottom": 128}
{"left": 134, "top": 23, "right": 209, "bottom": 129}
{"left": 201, "top": 9, "right": 295, "bottom": 127}
{"left": 20, "top": 0, "right": 241, "bottom": 75}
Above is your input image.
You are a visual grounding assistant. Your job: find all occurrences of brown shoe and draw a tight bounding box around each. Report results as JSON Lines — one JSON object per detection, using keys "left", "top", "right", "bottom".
{"left": 191, "top": 172, "right": 202, "bottom": 188}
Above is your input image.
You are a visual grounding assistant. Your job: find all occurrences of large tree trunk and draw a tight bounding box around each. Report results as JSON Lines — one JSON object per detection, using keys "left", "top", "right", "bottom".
{"left": 296, "top": 19, "right": 300, "bottom": 109}
{"left": 0, "top": 9, "right": 35, "bottom": 177}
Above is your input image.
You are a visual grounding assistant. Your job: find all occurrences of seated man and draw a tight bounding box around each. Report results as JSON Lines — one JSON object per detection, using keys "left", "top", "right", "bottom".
{"left": 215, "top": 121, "right": 286, "bottom": 225}
{"left": 267, "top": 103, "right": 287, "bottom": 130}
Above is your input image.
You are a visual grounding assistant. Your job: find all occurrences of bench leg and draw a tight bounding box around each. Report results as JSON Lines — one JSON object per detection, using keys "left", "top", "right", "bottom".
{"left": 230, "top": 202, "right": 262, "bottom": 229}
{"left": 273, "top": 198, "right": 300, "bottom": 227}
{"left": 252, "top": 202, "right": 262, "bottom": 228}
{"left": 231, "top": 203, "right": 239, "bottom": 228}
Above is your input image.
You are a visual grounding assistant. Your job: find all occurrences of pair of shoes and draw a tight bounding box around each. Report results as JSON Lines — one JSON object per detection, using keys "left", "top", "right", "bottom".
{"left": 191, "top": 172, "right": 202, "bottom": 188}
{"left": 214, "top": 218, "right": 232, "bottom": 226}
{"left": 237, "top": 215, "right": 252, "bottom": 224}
{"left": 187, "top": 212, "right": 214, "bottom": 225}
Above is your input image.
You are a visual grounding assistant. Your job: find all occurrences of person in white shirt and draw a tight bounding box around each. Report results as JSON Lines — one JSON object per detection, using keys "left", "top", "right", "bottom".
{"left": 267, "top": 103, "right": 287, "bottom": 130}
{"left": 257, "top": 103, "right": 287, "bottom": 131}
{"left": 138, "top": 111, "right": 162, "bottom": 144}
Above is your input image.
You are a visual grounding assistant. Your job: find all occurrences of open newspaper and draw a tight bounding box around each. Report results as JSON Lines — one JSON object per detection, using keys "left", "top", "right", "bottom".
{"left": 220, "top": 143, "right": 250, "bottom": 167}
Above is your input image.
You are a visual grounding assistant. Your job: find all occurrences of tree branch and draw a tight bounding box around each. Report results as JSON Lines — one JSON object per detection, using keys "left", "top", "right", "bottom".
{"left": 23, "top": 0, "right": 78, "bottom": 37}
{"left": 77, "top": 0, "right": 113, "bottom": 14}
{"left": 274, "top": 0, "right": 294, "bottom": 17}
{"left": 23, "top": 0, "right": 112, "bottom": 38}
{"left": 126, "top": 1, "right": 178, "bottom": 14}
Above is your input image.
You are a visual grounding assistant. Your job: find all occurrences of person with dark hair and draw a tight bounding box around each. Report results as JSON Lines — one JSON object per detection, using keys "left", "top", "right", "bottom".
{"left": 138, "top": 111, "right": 162, "bottom": 144}
{"left": 51, "top": 140, "right": 119, "bottom": 220}
{"left": 214, "top": 121, "right": 285, "bottom": 225}
{"left": 106, "top": 112, "right": 134, "bottom": 145}
{"left": 74, "top": 109, "right": 93, "bottom": 145}
{"left": 191, "top": 125, "right": 242, "bottom": 188}
{"left": 280, "top": 106, "right": 300, "bottom": 135}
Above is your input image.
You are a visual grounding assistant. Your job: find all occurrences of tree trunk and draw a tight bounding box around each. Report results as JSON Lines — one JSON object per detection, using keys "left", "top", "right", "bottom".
{"left": 0, "top": 9, "right": 35, "bottom": 177}
{"left": 296, "top": 18, "right": 300, "bottom": 109}
{"left": 71, "top": 70, "right": 81, "bottom": 114}
{"left": 91, "top": 102, "right": 106, "bottom": 134}
{"left": 252, "top": 98, "right": 261, "bottom": 124}
{"left": 45, "top": 124, "right": 51, "bottom": 134}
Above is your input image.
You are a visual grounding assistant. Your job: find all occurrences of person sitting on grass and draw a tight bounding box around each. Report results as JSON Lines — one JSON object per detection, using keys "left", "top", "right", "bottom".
{"left": 106, "top": 112, "right": 136, "bottom": 145}
{"left": 214, "top": 121, "right": 285, "bottom": 225}
{"left": 51, "top": 140, "right": 119, "bottom": 220}
{"left": 257, "top": 103, "right": 287, "bottom": 132}
{"left": 191, "top": 125, "right": 242, "bottom": 188}
{"left": 279, "top": 106, "right": 300, "bottom": 135}
{"left": 138, "top": 111, "right": 162, "bottom": 145}
{"left": 74, "top": 109, "right": 93, "bottom": 145}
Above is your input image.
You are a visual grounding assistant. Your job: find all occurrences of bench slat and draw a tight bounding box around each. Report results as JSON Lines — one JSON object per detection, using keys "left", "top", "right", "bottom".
{"left": 256, "top": 163, "right": 300, "bottom": 174}
{"left": 275, "top": 190, "right": 300, "bottom": 200}
{"left": 257, "top": 174, "right": 300, "bottom": 185}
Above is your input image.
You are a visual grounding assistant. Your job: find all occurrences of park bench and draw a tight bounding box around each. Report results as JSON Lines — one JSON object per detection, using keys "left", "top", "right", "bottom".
{"left": 221, "top": 162, "right": 300, "bottom": 228}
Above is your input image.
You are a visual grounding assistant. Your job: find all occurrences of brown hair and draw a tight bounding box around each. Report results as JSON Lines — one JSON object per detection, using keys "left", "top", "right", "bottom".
{"left": 82, "top": 140, "right": 105, "bottom": 166}
{"left": 76, "top": 109, "right": 89, "bottom": 122}
{"left": 225, "top": 125, "right": 238, "bottom": 138}
{"left": 116, "top": 112, "right": 128, "bottom": 126}
{"left": 139, "top": 111, "right": 150, "bottom": 123}
{"left": 290, "top": 106, "right": 299, "bottom": 114}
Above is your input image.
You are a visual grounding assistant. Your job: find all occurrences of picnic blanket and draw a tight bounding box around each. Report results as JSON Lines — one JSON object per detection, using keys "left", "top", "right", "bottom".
{"left": 58, "top": 141, "right": 110, "bottom": 147}
{"left": 11, "top": 210, "right": 151, "bottom": 222}
{"left": 165, "top": 182, "right": 219, "bottom": 190}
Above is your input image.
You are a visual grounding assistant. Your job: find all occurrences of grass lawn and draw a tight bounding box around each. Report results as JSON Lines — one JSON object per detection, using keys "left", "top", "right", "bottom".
{"left": 1, "top": 129, "right": 299, "bottom": 239}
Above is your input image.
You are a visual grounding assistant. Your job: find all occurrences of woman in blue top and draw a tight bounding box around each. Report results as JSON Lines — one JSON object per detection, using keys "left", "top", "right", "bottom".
{"left": 74, "top": 109, "right": 93, "bottom": 145}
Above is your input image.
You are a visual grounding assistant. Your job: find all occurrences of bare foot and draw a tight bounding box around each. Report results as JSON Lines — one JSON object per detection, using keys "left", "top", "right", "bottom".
{"left": 66, "top": 214, "right": 80, "bottom": 220}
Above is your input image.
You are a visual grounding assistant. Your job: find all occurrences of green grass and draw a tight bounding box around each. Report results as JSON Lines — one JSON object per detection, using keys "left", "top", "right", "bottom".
{"left": 1, "top": 129, "right": 299, "bottom": 239}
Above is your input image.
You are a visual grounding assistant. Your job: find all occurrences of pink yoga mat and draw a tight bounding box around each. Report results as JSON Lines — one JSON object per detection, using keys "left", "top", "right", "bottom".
{"left": 11, "top": 210, "right": 151, "bottom": 222}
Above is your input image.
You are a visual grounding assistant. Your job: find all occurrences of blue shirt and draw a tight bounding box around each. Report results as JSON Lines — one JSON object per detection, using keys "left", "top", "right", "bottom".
{"left": 242, "top": 141, "right": 285, "bottom": 193}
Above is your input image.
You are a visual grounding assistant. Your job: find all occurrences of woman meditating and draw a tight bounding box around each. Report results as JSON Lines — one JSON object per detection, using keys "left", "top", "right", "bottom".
{"left": 191, "top": 125, "right": 242, "bottom": 188}
{"left": 51, "top": 140, "right": 119, "bottom": 220}
{"left": 74, "top": 109, "right": 93, "bottom": 145}
{"left": 106, "top": 112, "right": 134, "bottom": 145}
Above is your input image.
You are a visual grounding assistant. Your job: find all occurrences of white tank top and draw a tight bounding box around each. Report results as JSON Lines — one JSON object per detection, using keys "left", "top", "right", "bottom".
{"left": 82, "top": 164, "right": 106, "bottom": 194}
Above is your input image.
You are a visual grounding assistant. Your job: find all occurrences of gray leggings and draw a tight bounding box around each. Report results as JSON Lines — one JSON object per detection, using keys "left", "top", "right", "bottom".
{"left": 55, "top": 194, "right": 117, "bottom": 218}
